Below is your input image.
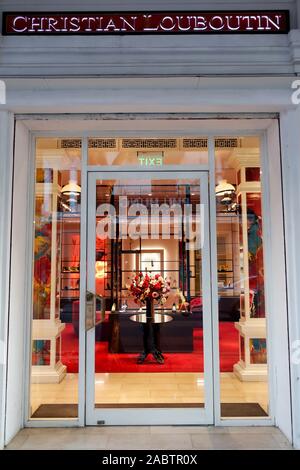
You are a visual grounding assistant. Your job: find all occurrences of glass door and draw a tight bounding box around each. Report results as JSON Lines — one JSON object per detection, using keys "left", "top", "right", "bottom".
{"left": 85, "top": 171, "right": 213, "bottom": 425}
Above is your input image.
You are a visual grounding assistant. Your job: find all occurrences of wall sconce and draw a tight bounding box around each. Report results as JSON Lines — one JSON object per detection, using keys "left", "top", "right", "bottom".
{"left": 95, "top": 261, "right": 105, "bottom": 279}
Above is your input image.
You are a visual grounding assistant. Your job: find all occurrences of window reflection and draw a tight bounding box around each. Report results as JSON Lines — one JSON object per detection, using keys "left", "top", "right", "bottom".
{"left": 215, "top": 136, "right": 269, "bottom": 418}
{"left": 30, "top": 138, "right": 81, "bottom": 419}
{"left": 88, "top": 137, "right": 209, "bottom": 166}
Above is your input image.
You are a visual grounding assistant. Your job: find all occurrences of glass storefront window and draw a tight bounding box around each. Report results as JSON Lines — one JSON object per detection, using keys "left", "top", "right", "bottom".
{"left": 88, "top": 176, "right": 208, "bottom": 410}
{"left": 215, "top": 136, "right": 269, "bottom": 418}
{"left": 30, "top": 138, "right": 82, "bottom": 419}
{"left": 28, "top": 133, "right": 271, "bottom": 422}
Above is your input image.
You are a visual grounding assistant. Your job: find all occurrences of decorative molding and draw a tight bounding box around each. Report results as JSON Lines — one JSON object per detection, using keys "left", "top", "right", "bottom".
{"left": 0, "top": 40, "right": 293, "bottom": 76}
{"left": 122, "top": 138, "right": 177, "bottom": 149}
{"left": 182, "top": 138, "right": 207, "bottom": 149}
{"left": 87, "top": 137, "right": 244, "bottom": 150}
{"left": 89, "top": 138, "right": 117, "bottom": 149}
{"left": 228, "top": 149, "right": 261, "bottom": 169}
{"left": 0, "top": 1, "right": 296, "bottom": 76}
{"left": 233, "top": 362, "right": 268, "bottom": 381}
{"left": 60, "top": 139, "right": 82, "bottom": 149}
{"left": 215, "top": 138, "right": 240, "bottom": 148}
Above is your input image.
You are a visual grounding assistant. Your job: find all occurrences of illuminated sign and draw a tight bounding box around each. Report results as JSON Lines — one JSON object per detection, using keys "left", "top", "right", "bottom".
{"left": 138, "top": 152, "right": 164, "bottom": 167}
{"left": 2, "top": 11, "right": 290, "bottom": 35}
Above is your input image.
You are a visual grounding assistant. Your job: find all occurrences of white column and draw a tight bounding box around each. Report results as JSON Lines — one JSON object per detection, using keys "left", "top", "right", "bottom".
{"left": 5, "top": 121, "right": 33, "bottom": 444}
{"left": 229, "top": 150, "right": 268, "bottom": 381}
{"left": 0, "top": 111, "right": 14, "bottom": 449}
{"left": 280, "top": 107, "right": 300, "bottom": 450}
{"left": 31, "top": 173, "right": 66, "bottom": 384}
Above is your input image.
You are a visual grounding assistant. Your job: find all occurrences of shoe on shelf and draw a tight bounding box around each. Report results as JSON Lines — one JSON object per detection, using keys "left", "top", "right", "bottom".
{"left": 137, "top": 352, "right": 148, "bottom": 364}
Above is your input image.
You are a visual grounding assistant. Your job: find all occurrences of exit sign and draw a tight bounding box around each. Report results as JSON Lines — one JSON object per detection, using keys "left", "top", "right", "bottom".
{"left": 138, "top": 152, "right": 164, "bottom": 167}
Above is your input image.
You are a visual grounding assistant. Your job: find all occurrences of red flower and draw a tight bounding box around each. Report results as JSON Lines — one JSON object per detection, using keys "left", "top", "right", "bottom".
{"left": 128, "top": 272, "right": 169, "bottom": 304}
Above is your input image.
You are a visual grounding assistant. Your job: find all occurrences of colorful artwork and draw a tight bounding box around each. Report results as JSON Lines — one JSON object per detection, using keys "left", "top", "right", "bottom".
{"left": 55, "top": 218, "right": 61, "bottom": 318}
{"left": 32, "top": 340, "right": 51, "bottom": 366}
{"left": 95, "top": 237, "right": 107, "bottom": 296}
{"left": 250, "top": 338, "right": 267, "bottom": 364}
{"left": 36, "top": 168, "right": 53, "bottom": 183}
{"left": 33, "top": 203, "right": 52, "bottom": 319}
{"left": 246, "top": 193, "right": 265, "bottom": 318}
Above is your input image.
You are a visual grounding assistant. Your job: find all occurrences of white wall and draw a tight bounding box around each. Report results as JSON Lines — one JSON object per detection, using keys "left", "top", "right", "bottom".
{"left": 0, "top": 0, "right": 297, "bottom": 76}
{"left": 0, "top": 72, "right": 297, "bottom": 447}
{"left": 264, "top": 121, "right": 292, "bottom": 442}
{"left": 280, "top": 108, "right": 300, "bottom": 449}
{"left": 0, "top": 111, "right": 14, "bottom": 450}
{"left": 4, "top": 121, "right": 31, "bottom": 445}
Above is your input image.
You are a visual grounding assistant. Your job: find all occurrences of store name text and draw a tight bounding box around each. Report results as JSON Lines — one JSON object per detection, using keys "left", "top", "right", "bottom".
{"left": 3, "top": 11, "right": 290, "bottom": 35}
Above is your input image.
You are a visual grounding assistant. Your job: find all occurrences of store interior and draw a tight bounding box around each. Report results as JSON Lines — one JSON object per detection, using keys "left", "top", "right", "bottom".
{"left": 30, "top": 136, "right": 269, "bottom": 419}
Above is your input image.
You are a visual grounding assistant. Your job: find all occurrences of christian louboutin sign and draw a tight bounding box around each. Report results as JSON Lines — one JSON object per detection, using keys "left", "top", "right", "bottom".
{"left": 3, "top": 11, "right": 290, "bottom": 35}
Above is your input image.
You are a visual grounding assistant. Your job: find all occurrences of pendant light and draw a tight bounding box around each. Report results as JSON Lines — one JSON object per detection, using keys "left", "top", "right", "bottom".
{"left": 61, "top": 169, "right": 81, "bottom": 196}
{"left": 215, "top": 179, "right": 235, "bottom": 198}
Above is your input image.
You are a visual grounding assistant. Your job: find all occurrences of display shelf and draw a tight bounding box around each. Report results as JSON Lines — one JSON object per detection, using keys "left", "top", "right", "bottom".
{"left": 60, "top": 211, "right": 80, "bottom": 303}
{"left": 216, "top": 213, "right": 239, "bottom": 294}
{"left": 33, "top": 172, "right": 66, "bottom": 383}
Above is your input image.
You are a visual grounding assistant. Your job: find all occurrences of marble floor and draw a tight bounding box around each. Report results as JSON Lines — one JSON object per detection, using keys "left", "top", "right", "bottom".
{"left": 6, "top": 426, "right": 292, "bottom": 450}
{"left": 30, "top": 372, "right": 268, "bottom": 416}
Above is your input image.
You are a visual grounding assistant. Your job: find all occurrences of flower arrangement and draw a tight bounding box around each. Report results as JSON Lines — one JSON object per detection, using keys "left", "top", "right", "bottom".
{"left": 128, "top": 272, "right": 171, "bottom": 305}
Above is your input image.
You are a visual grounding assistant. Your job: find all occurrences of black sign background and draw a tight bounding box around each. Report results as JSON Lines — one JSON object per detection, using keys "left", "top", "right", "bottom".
{"left": 2, "top": 10, "right": 290, "bottom": 35}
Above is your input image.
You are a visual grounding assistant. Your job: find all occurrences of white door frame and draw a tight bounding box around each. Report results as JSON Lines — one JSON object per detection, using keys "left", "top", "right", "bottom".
{"left": 85, "top": 170, "right": 213, "bottom": 425}
{"left": 20, "top": 123, "right": 284, "bottom": 431}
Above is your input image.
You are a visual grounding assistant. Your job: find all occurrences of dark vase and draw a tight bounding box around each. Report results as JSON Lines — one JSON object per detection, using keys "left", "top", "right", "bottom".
{"left": 146, "top": 297, "right": 155, "bottom": 320}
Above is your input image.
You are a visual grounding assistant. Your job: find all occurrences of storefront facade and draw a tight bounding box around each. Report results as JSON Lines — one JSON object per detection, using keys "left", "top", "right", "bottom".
{"left": 0, "top": 0, "right": 300, "bottom": 450}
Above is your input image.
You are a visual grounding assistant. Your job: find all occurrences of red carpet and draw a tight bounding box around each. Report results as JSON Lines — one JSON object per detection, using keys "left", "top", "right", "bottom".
{"left": 61, "top": 322, "right": 239, "bottom": 373}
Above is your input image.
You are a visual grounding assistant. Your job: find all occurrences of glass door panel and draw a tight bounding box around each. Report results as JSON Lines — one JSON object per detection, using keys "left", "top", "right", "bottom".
{"left": 86, "top": 171, "right": 213, "bottom": 425}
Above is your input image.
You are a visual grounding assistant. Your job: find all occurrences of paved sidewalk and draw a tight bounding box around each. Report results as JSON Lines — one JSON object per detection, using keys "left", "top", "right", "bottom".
{"left": 5, "top": 426, "right": 293, "bottom": 450}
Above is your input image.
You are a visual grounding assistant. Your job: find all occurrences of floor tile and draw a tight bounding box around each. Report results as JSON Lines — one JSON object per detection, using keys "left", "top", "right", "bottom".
{"left": 5, "top": 426, "right": 292, "bottom": 450}
{"left": 59, "top": 433, "right": 109, "bottom": 450}
{"left": 30, "top": 371, "right": 269, "bottom": 409}
{"left": 5, "top": 431, "right": 29, "bottom": 450}
{"left": 149, "top": 433, "right": 194, "bottom": 450}
{"left": 106, "top": 433, "right": 152, "bottom": 450}
{"left": 191, "top": 432, "right": 290, "bottom": 450}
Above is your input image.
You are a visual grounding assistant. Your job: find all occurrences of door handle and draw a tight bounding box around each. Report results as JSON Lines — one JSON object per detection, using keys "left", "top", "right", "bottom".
{"left": 85, "top": 291, "right": 106, "bottom": 331}
{"left": 85, "top": 291, "right": 96, "bottom": 331}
